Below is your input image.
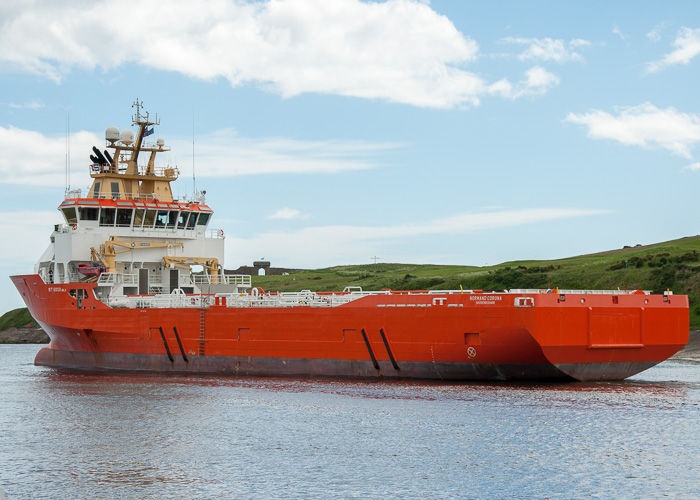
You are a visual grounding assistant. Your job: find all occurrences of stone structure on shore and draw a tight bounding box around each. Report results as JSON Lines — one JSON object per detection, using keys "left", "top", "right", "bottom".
{"left": 226, "top": 260, "right": 301, "bottom": 276}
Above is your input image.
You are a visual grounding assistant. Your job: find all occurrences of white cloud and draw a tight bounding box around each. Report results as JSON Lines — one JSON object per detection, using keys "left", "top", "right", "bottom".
{"left": 491, "top": 66, "right": 560, "bottom": 100}
{"left": 685, "top": 162, "right": 700, "bottom": 171}
{"left": 0, "top": 0, "right": 500, "bottom": 109}
{"left": 8, "top": 100, "right": 45, "bottom": 110}
{"left": 268, "top": 207, "right": 309, "bottom": 220}
{"left": 520, "top": 66, "right": 560, "bottom": 95}
{"left": 173, "top": 129, "right": 400, "bottom": 177}
{"left": 0, "top": 125, "right": 400, "bottom": 187}
{"left": 612, "top": 25, "right": 626, "bottom": 41}
{"left": 565, "top": 103, "right": 700, "bottom": 159}
{"left": 501, "top": 37, "right": 591, "bottom": 63}
{"left": 646, "top": 27, "right": 700, "bottom": 73}
{"left": 646, "top": 23, "right": 667, "bottom": 42}
{"left": 569, "top": 38, "right": 592, "bottom": 48}
{"left": 228, "top": 207, "right": 607, "bottom": 268}
{"left": 0, "top": 126, "right": 97, "bottom": 187}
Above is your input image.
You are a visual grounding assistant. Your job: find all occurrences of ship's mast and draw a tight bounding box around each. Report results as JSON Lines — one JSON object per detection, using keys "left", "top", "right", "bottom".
{"left": 87, "top": 99, "right": 177, "bottom": 202}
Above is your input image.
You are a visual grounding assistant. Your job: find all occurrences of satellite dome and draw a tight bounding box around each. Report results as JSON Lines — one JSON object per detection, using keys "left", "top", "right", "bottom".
{"left": 105, "top": 126, "right": 120, "bottom": 143}
{"left": 156, "top": 138, "right": 165, "bottom": 147}
{"left": 120, "top": 129, "right": 134, "bottom": 145}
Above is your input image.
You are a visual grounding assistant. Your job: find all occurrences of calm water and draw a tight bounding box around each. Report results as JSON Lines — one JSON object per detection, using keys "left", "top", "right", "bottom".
{"left": 0, "top": 345, "right": 698, "bottom": 499}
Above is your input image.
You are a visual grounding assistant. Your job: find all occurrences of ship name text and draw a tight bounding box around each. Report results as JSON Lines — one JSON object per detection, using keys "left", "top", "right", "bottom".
{"left": 470, "top": 295, "right": 502, "bottom": 305}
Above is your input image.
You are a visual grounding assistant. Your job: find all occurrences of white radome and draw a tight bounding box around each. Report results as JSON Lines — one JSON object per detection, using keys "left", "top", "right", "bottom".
{"left": 120, "top": 129, "right": 134, "bottom": 145}
{"left": 105, "top": 126, "right": 120, "bottom": 143}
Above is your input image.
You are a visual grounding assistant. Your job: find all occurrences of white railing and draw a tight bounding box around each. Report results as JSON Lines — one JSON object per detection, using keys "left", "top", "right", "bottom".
{"left": 182, "top": 274, "right": 251, "bottom": 286}
{"left": 509, "top": 289, "right": 651, "bottom": 295}
{"left": 98, "top": 286, "right": 659, "bottom": 311}
{"left": 106, "top": 289, "right": 211, "bottom": 309}
{"left": 226, "top": 289, "right": 372, "bottom": 308}
{"left": 90, "top": 164, "right": 179, "bottom": 179}
{"left": 179, "top": 191, "right": 207, "bottom": 205}
{"left": 64, "top": 188, "right": 83, "bottom": 199}
{"left": 90, "top": 192, "right": 176, "bottom": 202}
{"left": 206, "top": 229, "right": 224, "bottom": 239}
{"left": 97, "top": 273, "right": 138, "bottom": 285}
{"left": 94, "top": 271, "right": 249, "bottom": 288}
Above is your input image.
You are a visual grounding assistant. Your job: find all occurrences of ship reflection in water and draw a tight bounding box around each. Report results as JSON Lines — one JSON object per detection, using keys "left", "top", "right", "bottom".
{"left": 1, "top": 345, "right": 698, "bottom": 499}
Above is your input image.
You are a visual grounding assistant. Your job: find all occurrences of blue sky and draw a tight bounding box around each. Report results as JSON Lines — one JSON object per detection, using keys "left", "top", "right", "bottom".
{"left": 1, "top": 0, "right": 700, "bottom": 310}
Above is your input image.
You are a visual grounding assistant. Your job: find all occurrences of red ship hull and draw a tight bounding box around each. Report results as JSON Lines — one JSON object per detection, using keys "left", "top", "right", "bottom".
{"left": 12, "top": 275, "right": 689, "bottom": 381}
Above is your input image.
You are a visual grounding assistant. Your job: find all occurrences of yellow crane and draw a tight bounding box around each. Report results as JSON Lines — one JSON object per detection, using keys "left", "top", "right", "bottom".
{"left": 162, "top": 256, "right": 220, "bottom": 284}
{"left": 91, "top": 237, "right": 184, "bottom": 272}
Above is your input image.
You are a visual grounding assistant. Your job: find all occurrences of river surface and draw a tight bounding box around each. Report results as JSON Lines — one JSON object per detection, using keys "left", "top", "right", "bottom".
{"left": 0, "top": 345, "right": 698, "bottom": 499}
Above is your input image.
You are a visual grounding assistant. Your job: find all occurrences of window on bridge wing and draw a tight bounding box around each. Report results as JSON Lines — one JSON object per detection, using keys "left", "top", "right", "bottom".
{"left": 62, "top": 208, "right": 77, "bottom": 225}
{"left": 197, "top": 213, "right": 210, "bottom": 226}
{"left": 116, "top": 208, "right": 133, "bottom": 227}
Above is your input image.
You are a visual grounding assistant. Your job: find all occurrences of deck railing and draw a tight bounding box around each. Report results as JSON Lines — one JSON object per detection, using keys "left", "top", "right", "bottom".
{"left": 97, "top": 273, "right": 139, "bottom": 285}
{"left": 183, "top": 274, "right": 251, "bottom": 286}
{"left": 96, "top": 285, "right": 656, "bottom": 310}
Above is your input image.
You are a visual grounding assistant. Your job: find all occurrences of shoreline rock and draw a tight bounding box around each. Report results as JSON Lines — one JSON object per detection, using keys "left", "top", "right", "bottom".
{"left": 671, "top": 330, "right": 700, "bottom": 362}
{"left": 0, "top": 327, "right": 49, "bottom": 344}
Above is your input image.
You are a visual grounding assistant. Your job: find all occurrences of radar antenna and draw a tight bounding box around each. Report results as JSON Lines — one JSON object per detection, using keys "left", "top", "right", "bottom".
{"left": 132, "top": 98, "right": 144, "bottom": 122}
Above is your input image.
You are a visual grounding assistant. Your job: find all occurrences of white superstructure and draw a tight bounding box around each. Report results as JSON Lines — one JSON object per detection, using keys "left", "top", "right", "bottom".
{"left": 35, "top": 100, "right": 250, "bottom": 301}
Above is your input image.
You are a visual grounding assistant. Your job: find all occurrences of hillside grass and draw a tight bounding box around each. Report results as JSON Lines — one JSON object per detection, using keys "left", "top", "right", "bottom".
{"left": 4, "top": 235, "right": 700, "bottom": 329}
{"left": 0, "top": 308, "right": 37, "bottom": 330}
{"left": 250, "top": 236, "right": 700, "bottom": 328}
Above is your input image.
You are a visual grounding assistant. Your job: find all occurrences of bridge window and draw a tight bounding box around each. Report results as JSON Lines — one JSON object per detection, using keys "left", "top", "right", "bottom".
{"left": 99, "top": 208, "right": 116, "bottom": 226}
{"left": 143, "top": 209, "right": 156, "bottom": 228}
{"left": 110, "top": 182, "right": 120, "bottom": 200}
{"left": 197, "top": 213, "right": 210, "bottom": 226}
{"left": 62, "top": 207, "right": 77, "bottom": 224}
{"left": 92, "top": 182, "right": 101, "bottom": 198}
{"left": 155, "top": 210, "right": 169, "bottom": 227}
{"left": 116, "top": 208, "right": 133, "bottom": 227}
{"left": 133, "top": 208, "right": 145, "bottom": 227}
{"left": 187, "top": 213, "right": 198, "bottom": 229}
{"left": 166, "top": 211, "right": 178, "bottom": 229}
{"left": 177, "top": 212, "right": 189, "bottom": 229}
{"left": 79, "top": 207, "right": 98, "bottom": 221}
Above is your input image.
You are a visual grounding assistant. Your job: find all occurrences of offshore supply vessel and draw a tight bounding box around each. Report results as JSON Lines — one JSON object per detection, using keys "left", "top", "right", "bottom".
{"left": 11, "top": 102, "right": 689, "bottom": 381}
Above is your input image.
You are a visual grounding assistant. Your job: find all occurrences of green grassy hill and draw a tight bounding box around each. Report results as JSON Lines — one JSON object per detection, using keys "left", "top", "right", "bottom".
{"left": 3, "top": 235, "right": 700, "bottom": 329}
{"left": 250, "top": 235, "right": 700, "bottom": 328}
{"left": 0, "top": 308, "right": 36, "bottom": 330}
